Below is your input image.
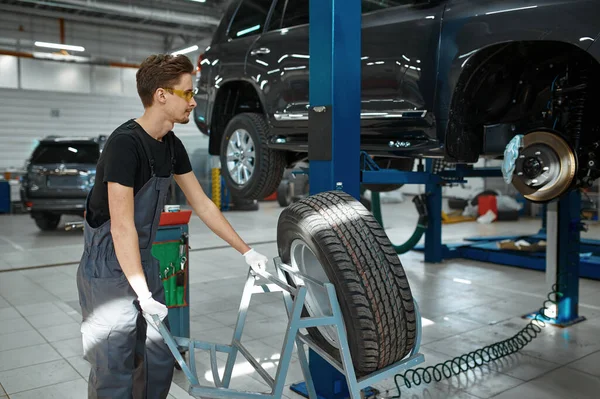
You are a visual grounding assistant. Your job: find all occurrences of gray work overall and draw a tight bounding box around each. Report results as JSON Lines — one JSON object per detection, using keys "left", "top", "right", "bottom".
{"left": 77, "top": 125, "right": 175, "bottom": 399}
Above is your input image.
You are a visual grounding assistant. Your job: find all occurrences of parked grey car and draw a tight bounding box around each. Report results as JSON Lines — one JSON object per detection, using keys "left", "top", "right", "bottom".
{"left": 20, "top": 136, "right": 105, "bottom": 230}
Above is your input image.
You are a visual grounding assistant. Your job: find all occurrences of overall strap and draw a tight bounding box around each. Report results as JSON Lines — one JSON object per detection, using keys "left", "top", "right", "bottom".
{"left": 131, "top": 123, "right": 156, "bottom": 177}
{"left": 165, "top": 132, "right": 176, "bottom": 175}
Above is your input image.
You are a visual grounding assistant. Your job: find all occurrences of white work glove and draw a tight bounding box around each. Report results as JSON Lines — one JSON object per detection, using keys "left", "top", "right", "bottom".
{"left": 138, "top": 292, "right": 168, "bottom": 330}
{"left": 243, "top": 248, "right": 268, "bottom": 272}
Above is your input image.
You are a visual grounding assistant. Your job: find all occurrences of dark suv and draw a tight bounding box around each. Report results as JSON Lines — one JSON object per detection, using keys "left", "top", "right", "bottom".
{"left": 20, "top": 136, "right": 105, "bottom": 231}
{"left": 194, "top": 0, "right": 600, "bottom": 203}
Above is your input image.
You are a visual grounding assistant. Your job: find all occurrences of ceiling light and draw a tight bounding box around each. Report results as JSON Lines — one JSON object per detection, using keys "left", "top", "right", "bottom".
{"left": 33, "top": 52, "right": 90, "bottom": 62}
{"left": 188, "top": 0, "right": 206, "bottom": 2}
{"left": 172, "top": 45, "right": 199, "bottom": 55}
{"left": 34, "top": 41, "right": 85, "bottom": 52}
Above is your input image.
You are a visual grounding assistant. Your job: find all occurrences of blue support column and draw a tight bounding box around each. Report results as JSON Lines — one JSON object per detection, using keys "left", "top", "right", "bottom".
{"left": 424, "top": 159, "right": 443, "bottom": 263}
{"left": 555, "top": 190, "right": 584, "bottom": 325}
{"left": 292, "top": 0, "right": 364, "bottom": 397}
{"left": 307, "top": 0, "right": 361, "bottom": 199}
{"left": 523, "top": 190, "right": 587, "bottom": 326}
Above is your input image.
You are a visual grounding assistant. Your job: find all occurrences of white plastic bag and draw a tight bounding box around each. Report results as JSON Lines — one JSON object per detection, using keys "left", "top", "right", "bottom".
{"left": 477, "top": 209, "right": 497, "bottom": 224}
{"left": 496, "top": 194, "right": 523, "bottom": 212}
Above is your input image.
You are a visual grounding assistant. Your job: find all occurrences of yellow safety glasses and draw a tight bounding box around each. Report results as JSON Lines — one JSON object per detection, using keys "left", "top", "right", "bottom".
{"left": 165, "top": 87, "right": 198, "bottom": 102}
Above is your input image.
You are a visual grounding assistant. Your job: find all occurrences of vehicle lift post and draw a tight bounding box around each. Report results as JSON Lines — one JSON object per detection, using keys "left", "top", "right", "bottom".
{"left": 290, "top": 0, "right": 424, "bottom": 397}
{"left": 305, "top": 0, "right": 361, "bottom": 199}
{"left": 525, "top": 190, "right": 586, "bottom": 326}
{"left": 418, "top": 162, "right": 586, "bottom": 325}
{"left": 418, "top": 168, "right": 587, "bottom": 326}
{"left": 297, "top": 0, "right": 364, "bottom": 396}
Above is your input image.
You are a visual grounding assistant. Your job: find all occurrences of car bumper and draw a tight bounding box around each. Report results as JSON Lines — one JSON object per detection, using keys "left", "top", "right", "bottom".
{"left": 24, "top": 198, "right": 86, "bottom": 214}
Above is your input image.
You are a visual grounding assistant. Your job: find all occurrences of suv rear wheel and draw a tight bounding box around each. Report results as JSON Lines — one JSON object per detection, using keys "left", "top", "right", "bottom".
{"left": 220, "top": 113, "right": 286, "bottom": 200}
{"left": 34, "top": 213, "right": 61, "bottom": 231}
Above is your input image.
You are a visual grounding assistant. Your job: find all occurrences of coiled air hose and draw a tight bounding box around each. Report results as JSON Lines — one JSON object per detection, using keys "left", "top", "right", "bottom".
{"left": 370, "top": 192, "right": 428, "bottom": 254}
{"left": 374, "top": 281, "right": 565, "bottom": 398}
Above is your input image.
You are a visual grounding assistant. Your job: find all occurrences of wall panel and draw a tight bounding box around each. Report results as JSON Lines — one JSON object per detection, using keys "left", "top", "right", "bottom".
{"left": 20, "top": 58, "right": 92, "bottom": 93}
{"left": 0, "top": 88, "right": 209, "bottom": 171}
{"left": 0, "top": 55, "right": 19, "bottom": 88}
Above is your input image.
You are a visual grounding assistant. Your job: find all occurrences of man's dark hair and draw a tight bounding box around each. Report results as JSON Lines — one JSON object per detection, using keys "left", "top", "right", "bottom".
{"left": 136, "top": 54, "right": 195, "bottom": 108}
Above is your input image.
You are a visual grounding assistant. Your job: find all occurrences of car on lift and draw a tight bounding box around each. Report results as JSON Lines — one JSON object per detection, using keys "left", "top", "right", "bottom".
{"left": 193, "top": 0, "right": 600, "bottom": 203}
{"left": 20, "top": 135, "right": 105, "bottom": 231}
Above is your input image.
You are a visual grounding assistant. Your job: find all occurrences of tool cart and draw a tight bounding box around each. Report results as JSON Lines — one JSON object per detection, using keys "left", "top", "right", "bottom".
{"left": 151, "top": 208, "right": 192, "bottom": 361}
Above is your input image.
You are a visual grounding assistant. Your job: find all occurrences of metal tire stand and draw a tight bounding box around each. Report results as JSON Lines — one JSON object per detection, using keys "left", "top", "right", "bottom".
{"left": 155, "top": 258, "right": 425, "bottom": 399}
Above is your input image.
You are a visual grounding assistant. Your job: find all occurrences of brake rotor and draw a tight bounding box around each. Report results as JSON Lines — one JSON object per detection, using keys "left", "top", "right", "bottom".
{"left": 512, "top": 131, "right": 577, "bottom": 203}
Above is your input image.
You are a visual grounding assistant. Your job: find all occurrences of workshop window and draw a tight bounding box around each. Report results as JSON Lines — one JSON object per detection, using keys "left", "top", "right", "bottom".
{"left": 268, "top": 0, "right": 309, "bottom": 30}
{"left": 228, "top": 0, "right": 273, "bottom": 39}
{"left": 30, "top": 143, "right": 100, "bottom": 165}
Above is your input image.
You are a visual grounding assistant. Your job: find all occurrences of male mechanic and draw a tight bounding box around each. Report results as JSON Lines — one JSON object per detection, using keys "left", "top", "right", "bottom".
{"left": 76, "top": 54, "right": 268, "bottom": 399}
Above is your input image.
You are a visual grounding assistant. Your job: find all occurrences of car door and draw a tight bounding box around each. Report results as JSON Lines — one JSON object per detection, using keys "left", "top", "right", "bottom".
{"left": 206, "top": 0, "right": 275, "bottom": 106}
{"left": 361, "top": 0, "right": 446, "bottom": 118}
{"left": 201, "top": 0, "right": 275, "bottom": 142}
{"left": 246, "top": 0, "right": 446, "bottom": 124}
{"left": 246, "top": 0, "right": 310, "bottom": 125}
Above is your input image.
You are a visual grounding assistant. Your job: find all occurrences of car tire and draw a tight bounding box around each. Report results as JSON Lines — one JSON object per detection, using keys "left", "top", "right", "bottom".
{"left": 277, "top": 180, "right": 293, "bottom": 207}
{"left": 277, "top": 190, "right": 416, "bottom": 377}
{"left": 34, "top": 213, "right": 61, "bottom": 231}
{"left": 220, "top": 113, "right": 286, "bottom": 200}
{"left": 362, "top": 157, "right": 415, "bottom": 192}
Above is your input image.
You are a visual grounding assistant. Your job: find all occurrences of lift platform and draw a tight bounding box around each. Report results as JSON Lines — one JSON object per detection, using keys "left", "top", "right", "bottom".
{"left": 411, "top": 190, "right": 600, "bottom": 282}
{"left": 421, "top": 232, "right": 600, "bottom": 281}
{"left": 155, "top": 260, "right": 424, "bottom": 399}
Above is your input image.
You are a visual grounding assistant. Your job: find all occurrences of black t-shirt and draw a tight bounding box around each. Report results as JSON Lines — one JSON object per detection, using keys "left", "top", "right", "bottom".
{"left": 87, "top": 120, "right": 192, "bottom": 228}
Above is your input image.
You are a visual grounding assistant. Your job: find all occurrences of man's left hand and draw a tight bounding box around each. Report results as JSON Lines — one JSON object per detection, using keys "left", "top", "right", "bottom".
{"left": 243, "top": 248, "right": 268, "bottom": 272}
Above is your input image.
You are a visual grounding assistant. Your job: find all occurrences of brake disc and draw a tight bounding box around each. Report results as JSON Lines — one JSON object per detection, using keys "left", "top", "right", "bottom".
{"left": 511, "top": 131, "right": 577, "bottom": 203}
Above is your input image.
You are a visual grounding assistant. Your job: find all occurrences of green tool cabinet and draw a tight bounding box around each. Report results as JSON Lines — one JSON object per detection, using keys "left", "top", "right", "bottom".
{"left": 151, "top": 210, "right": 191, "bottom": 344}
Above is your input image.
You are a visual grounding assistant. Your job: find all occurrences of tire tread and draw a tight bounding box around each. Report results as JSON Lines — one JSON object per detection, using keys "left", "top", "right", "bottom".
{"left": 277, "top": 190, "right": 416, "bottom": 376}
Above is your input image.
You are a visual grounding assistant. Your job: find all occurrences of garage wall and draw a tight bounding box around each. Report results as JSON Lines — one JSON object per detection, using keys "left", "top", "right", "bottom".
{"left": 0, "top": 55, "right": 209, "bottom": 171}
{"left": 0, "top": 86, "right": 208, "bottom": 170}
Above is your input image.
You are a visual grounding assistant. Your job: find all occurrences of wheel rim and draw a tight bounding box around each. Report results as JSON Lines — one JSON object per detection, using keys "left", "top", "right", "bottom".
{"left": 225, "top": 129, "right": 256, "bottom": 186}
{"left": 512, "top": 131, "right": 576, "bottom": 202}
{"left": 289, "top": 239, "right": 339, "bottom": 348}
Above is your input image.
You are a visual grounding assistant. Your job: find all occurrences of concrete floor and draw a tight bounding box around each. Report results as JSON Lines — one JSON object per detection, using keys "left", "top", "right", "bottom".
{"left": 0, "top": 198, "right": 599, "bottom": 399}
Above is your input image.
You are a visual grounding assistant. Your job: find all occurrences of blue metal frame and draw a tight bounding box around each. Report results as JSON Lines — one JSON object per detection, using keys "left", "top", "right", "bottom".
{"left": 305, "top": 0, "right": 364, "bottom": 395}
{"left": 412, "top": 189, "right": 595, "bottom": 325}
{"left": 552, "top": 191, "right": 586, "bottom": 324}
{"left": 308, "top": 0, "right": 361, "bottom": 199}
{"left": 412, "top": 190, "right": 600, "bottom": 282}
{"left": 361, "top": 155, "right": 504, "bottom": 186}
{"left": 154, "top": 260, "right": 425, "bottom": 399}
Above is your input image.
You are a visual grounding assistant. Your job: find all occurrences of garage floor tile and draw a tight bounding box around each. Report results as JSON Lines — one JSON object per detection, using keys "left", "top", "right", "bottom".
{"left": 0, "top": 329, "right": 46, "bottom": 352}
{"left": 566, "top": 350, "right": 600, "bottom": 377}
{"left": 8, "top": 378, "right": 88, "bottom": 399}
{"left": 0, "top": 359, "right": 80, "bottom": 394}
{"left": 492, "top": 366, "right": 600, "bottom": 399}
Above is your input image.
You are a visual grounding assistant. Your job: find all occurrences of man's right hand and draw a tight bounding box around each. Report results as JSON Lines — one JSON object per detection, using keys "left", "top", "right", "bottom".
{"left": 138, "top": 293, "right": 168, "bottom": 328}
